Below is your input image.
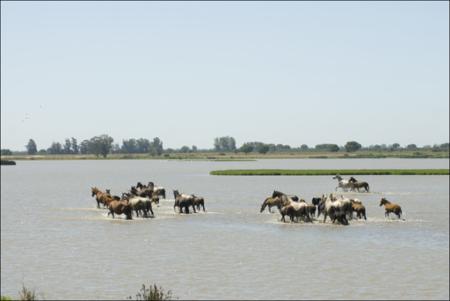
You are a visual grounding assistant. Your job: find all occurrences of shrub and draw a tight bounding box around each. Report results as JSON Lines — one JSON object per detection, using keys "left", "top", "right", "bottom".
{"left": 18, "top": 285, "right": 37, "bottom": 301}
{"left": 128, "top": 284, "right": 175, "bottom": 301}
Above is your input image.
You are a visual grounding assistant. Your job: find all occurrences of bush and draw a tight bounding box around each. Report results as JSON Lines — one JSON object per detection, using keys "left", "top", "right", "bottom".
{"left": 18, "top": 285, "right": 37, "bottom": 301}
{"left": 128, "top": 284, "right": 175, "bottom": 301}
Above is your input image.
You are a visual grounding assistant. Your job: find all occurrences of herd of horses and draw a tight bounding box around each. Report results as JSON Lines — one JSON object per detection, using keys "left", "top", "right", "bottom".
{"left": 91, "top": 181, "right": 206, "bottom": 220}
{"left": 90, "top": 175, "right": 403, "bottom": 226}
{"left": 260, "top": 191, "right": 402, "bottom": 225}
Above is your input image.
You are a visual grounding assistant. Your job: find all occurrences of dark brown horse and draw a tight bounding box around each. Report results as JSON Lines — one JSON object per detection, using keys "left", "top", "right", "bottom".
{"left": 107, "top": 200, "right": 133, "bottom": 220}
{"left": 379, "top": 198, "right": 402, "bottom": 219}
{"left": 91, "top": 187, "right": 112, "bottom": 208}
{"left": 348, "top": 177, "right": 370, "bottom": 192}
{"left": 173, "top": 190, "right": 196, "bottom": 214}
{"left": 192, "top": 195, "right": 206, "bottom": 212}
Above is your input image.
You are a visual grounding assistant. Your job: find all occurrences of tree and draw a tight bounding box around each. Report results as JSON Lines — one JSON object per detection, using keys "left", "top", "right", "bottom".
{"left": 47, "top": 142, "right": 62, "bottom": 154}
{"left": 300, "top": 144, "right": 309, "bottom": 151}
{"left": 79, "top": 140, "right": 90, "bottom": 154}
{"left": 344, "top": 141, "right": 362, "bottom": 152}
{"left": 64, "top": 138, "right": 72, "bottom": 154}
{"left": 191, "top": 145, "right": 197, "bottom": 152}
{"left": 180, "top": 146, "right": 190, "bottom": 153}
{"left": 214, "top": 136, "right": 236, "bottom": 152}
{"left": 71, "top": 137, "right": 79, "bottom": 154}
{"left": 315, "top": 144, "right": 339, "bottom": 152}
{"left": 149, "top": 137, "right": 163, "bottom": 156}
{"left": 406, "top": 144, "right": 417, "bottom": 150}
{"left": 239, "top": 143, "right": 254, "bottom": 154}
{"left": 257, "top": 144, "right": 270, "bottom": 154}
{"left": 89, "top": 135, "right": 114, "bottom": 158}
{"left": 1, "top": 149, "right": 12, "bottom": 156}
{"left": 390, "top": 143, "right": 401, "bottom": 151}
{"left": 26, "top": 139, "right": 37, "bottom": 155}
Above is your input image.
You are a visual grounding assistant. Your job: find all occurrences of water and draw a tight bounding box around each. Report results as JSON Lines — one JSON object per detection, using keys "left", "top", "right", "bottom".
{"left": 1, "top": 159, "right": 448, "bottom": 300}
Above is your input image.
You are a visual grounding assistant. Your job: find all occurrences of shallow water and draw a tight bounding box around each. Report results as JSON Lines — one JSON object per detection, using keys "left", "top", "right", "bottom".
{"left": 1, "top": 159, "right": 449, "bottom": 300}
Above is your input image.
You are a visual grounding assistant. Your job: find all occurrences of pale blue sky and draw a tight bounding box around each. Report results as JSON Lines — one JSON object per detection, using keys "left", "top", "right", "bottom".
{"left": 1, "top": 1, "right": 448, "bottom": 150}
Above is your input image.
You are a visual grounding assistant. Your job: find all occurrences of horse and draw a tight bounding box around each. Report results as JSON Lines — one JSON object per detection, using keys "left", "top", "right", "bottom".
{"left": 192, "top": 194, "right": 206, "bottom": 212}
{"left": 332, "top": 175, "right": 353, "bottom": 192}
{"left": 351, "top": 199, "right": 367, "bottom": 220}
{"left": 148, "top": 182, "right": 166, "bottom": 199}
{"left": 107, "top": 200, "right": 133, "bottom": 220}
{"left": 280, "top": 201, "right": 312, "bottom": 223}
{"left": 379, "top": 198, "right": 402, "bottom": 219}
{"left": 173, "top": 190, "right": 196, "bottom": 214}
{"left": 299, "top": 199, "right": 316, "bottom": 217}
{"left": 348, "top": 177, "right": 370, "bottom": 192}
{"left": 91, "top": 187, "right": 114, "bottom": 208}
{"left": 272, "top": 190, "right": 299, "bottom": 202}
{"left": 260, "top": 196, "right": 284, "bottom": 213}
{"left": 322, "top": 193, "right": 351, "bottom": 225}
{"left": 105, "top": 189, "right": 121, "bottom": 201}
{"left": 125, "top": 196, "right": 154, "bottom": 218}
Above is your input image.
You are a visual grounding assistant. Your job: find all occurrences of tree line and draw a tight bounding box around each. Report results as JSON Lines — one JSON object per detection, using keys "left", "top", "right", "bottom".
{"left": 0, "top": 136, "right": 448, "bottom": 157}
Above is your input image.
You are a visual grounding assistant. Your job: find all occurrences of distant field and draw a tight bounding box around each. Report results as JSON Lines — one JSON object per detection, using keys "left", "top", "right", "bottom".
{"left": 1, "top": 150, "right": 448, "bottom": 161}
{"left": 210, "top": 169, "right": 450, "bottom": 176}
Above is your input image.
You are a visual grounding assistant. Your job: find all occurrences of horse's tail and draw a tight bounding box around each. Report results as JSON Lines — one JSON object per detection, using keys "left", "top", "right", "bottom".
{"left": 260, "top": 202, "right": 267, "bottom": 213}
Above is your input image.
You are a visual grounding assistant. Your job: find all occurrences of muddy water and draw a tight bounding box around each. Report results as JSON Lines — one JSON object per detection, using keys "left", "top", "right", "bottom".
{"left": 1, "top": 159, "right": 448, "bottom": 300}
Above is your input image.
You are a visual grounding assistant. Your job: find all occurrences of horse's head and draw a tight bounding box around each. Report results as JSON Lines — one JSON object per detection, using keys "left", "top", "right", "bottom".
{"left": 272, "top": 190, "right": 283, "bottom": 198}
{"left": 173, "top": 190, "right": 179, "bottom": 198}
{"left": 105, "top": 189, "right": 111, "bottom": 195}
{"left": 333, "top": 174, "right": 342, "bottom": 180}
{"left": 349, "top": 177, "right": 357, "bottom": 183}
{"left": 136, "top": 182, "right": 144, "bottom": 189}
{"left": 91, "top": 187, "right": 99, "bottom": 197}
{"left": 380, "top": 198, "right": 389, "bottom": 206}
{"left": 152, "top": 196, "right": 160, "bottom": 206}
{"left": 148, "top": 182, "right": 155, "bottom": 189}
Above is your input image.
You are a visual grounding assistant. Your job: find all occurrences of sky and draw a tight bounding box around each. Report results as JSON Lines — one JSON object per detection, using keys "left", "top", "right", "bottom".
{"left": 1, "top": 1, "right": 449, "bottom": 151}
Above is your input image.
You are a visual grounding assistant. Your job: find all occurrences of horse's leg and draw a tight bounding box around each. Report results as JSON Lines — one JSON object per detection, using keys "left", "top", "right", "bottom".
{"left": 202, "top": 203, "right": 206, "bottom": 212}
{"left": 148, "top": 205, "right": 154, "bottom": 217}
{"left": 268, "top": 205, "right": 272, "bottom": 213}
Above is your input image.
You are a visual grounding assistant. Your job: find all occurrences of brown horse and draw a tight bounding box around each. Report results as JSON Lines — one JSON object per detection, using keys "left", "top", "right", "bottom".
{"left": 91, "top": 187, "right": 112, "bottom": 208}
{"left": 173, "top": 190, "right": 196, "bottom": 214}
{"left": 260, "top": 196, "right": 284, "bottom": 213}
{"left": 350, "top": 199, "right": 367, "bottom": 220}
{"left": 107, "top": 200, "right": 133, "bottom": 220}
{"left": 379, "top": 198, "right": 402, "bottom": 219}
{"left": 348, "top": 177, "right": 370, "bottom": 192}
{"left": 192, "top": 195, "right": 206, "bottom": 212}
{"left": 299, "top": 199, "right": 316, "bottom": 218}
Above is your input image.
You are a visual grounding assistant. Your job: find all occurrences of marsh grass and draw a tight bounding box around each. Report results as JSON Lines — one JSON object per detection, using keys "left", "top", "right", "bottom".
{"left": 127, "top": 284, "right": 176, "bottom": 301}
{"left": 18, "top": 285, "right": 37, "bottom": 301}
{"left": 210, "top": 169, "right": 450, "bottom": 176}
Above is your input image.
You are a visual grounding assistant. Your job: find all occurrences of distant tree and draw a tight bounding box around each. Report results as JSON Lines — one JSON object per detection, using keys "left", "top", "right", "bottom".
{"left": 37, "top": 149, "right": 47, "bottom": 155}
{"left": 180, "top": 146, "right": 190, "bottom": 153}
{"left": 64, "top": 138, "right": 72, "bottom": 154}
{"left": 1, "top": 149, "right": 12, "bottom": 156}
{"left": 149, "top": 137, "right": 163, "bottom": 156}
{"left": 79, "top": 140, "right": 90, "bottom": 154}
{"left": 89, "top": 135, "right": 113, "bottom": 158}
{"left": 390, "top": 143, "right": 401, "bottom": 151}
{"left": 344, "top": 141, "right": 362, "bottom": 152}
{"left": 47, "top": 142, "right": 63, "bottom": 154}
{"left": 300, "top": 144, "right": 309, "bottom": 151}
{"left": 257, "top": 144, "right": 270, "bottom": 154}
{"left": 71, "top": 137, "right": 79, "bottom": 154}
{"left": 214, "top": 136, "right": 236, "bottom": 152}
{"left": 111, "top": 143, "right": 121, "bottom": 154}
{"left": 122, "top": 139, "right": 138, "bottom": 153}
{"left": 439, "top": 143, "right": 449, "bottom": 151}
{"left": 239, "top": 143, "right": 254, "bottom": 154}
{"left": 136, "top": 138, "right": 151, "bottom": 153}
{"left": 406, "top": 144, "right": 417, "bottom": 150}
{"left": 191, "top": 145, "right": 197, "bottom": 152}
{"left": 315, "top": 144, "right": 339, "bottom": 152}
{"left": 26, "top": 139, "right": 37, "bottom": 155}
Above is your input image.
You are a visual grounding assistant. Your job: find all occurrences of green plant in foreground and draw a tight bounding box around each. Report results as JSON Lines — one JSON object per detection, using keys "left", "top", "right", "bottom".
{"left": 18, "top": 285, "right": 37, "bottom": 301}
{"left": 128, "top": 284, "right": 176, "bottom": 301}
{"left": 1, "top": 296, "right": 13, "bottom": 301}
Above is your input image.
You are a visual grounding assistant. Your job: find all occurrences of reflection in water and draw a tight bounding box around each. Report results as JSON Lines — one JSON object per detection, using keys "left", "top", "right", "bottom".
{"left": 1, "top": 159, "right": 449, "bottom": 300}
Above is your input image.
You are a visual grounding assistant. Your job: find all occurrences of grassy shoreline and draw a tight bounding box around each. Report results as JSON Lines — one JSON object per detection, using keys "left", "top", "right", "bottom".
{"left": 1, "top": 150, "right": 448, "bottom": 161}
{"left": 210, "top": 169, "right": 450, "bottom": 176}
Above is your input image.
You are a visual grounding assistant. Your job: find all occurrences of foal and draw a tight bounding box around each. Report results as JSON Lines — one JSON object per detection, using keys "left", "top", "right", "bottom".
{"left": 379, "top": 198, "right": 402, "bottom": 219}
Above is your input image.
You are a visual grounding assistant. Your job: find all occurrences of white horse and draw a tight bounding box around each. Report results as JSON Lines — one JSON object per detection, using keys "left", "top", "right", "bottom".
{"left": 126, "top": 196, "right": 154, "bottom": 217}
{"left": 322, "top": 193, "right": 352, "bottom": 225}
{"left": 332, "top": 175, "right": 353, "bottom": 192}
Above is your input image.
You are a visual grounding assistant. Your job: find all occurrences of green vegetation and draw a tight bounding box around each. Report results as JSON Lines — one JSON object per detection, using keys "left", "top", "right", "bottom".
{"left": 0, "top": 160, "right": 16, "bottom": 165}
{"left": 210, "top": 169, "right": 450, "bottom": 176}
{"left": 1, "top": 296, "right": 13, "bottom": 301}
{"left": 127, "top": 284, "right": 176, "bottom": 301}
